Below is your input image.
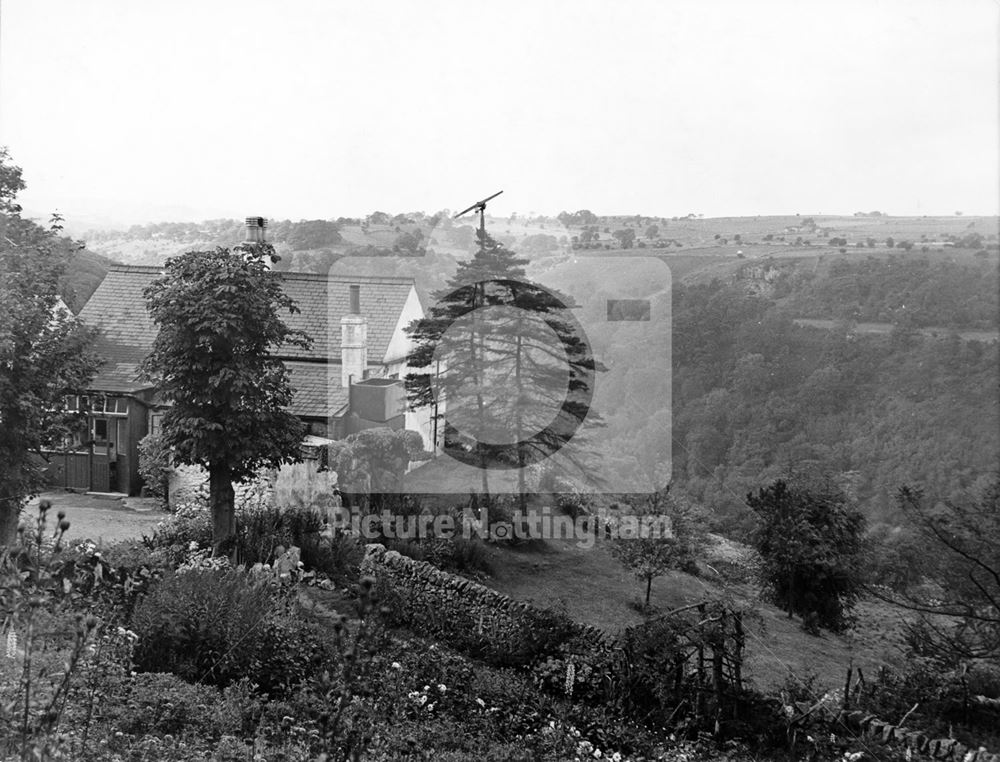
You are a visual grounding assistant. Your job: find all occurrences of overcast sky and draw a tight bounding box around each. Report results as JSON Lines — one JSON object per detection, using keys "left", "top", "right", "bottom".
{"left": 1, "top": 0, "right": 997, "bottom": 225}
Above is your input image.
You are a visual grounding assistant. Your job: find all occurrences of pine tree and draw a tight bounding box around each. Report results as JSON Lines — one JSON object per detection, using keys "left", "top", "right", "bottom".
{"left": 406, "top": 230, "right": 600, "bottom": 509}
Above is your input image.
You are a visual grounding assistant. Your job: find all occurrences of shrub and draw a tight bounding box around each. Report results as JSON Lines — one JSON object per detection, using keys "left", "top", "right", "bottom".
{"left": 137, "top": 433, "right": 171, "bottom": 504}
{"left": 147, "top": 495, "right": 362, "bottom": 581}
{"left": 748, "top": 479, "right": 865, "bottom": 633}
{"left": 311, "top": 528, "right": 365, "bottom": 580}
{"left": 144, "top": 497, "right": 213, "bottom": 564}
{"left": 130, "top": 568, "right": 331, "bottom": 694}
{"left": 105, "top": 673, "right": 229, "bottom": 736}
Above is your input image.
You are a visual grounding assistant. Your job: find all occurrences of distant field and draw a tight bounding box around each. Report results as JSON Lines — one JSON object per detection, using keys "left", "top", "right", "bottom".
{"left": 794, "top": 318, "right": 999, "bottom": 343}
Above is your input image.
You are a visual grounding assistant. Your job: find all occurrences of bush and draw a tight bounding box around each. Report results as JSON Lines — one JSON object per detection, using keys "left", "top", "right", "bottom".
{"left": 130, "top": 568, "right": 332, "bottom": 694}
{"left": 144, "top": 498, "right": 213, "bottom": 564}
{"left": 137, "top": 433, "right": 171, "bottom": 503}
{"left": 748, "top": 480, "right": 865, "bottom": 633}
{"left": 105, "top": 673, "right": 231, "bottom": 737}
{"left": 147, "top": 496, "right": 362, "bottom": 581}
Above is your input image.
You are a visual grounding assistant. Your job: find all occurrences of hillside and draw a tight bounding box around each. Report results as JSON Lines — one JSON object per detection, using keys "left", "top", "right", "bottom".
{"left": 78, "top": 213, "right": 1000, "bottom": 523}
{"left": 481, "top": 533, "right": 909, "bottom": 695}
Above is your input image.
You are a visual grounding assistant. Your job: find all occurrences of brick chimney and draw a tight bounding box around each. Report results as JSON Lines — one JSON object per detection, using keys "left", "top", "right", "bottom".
{"left": 341, "top": 284, "right": 368, "bottom": 388}
{"left": 244, "top": 216, "right": 267, "bottom": 244}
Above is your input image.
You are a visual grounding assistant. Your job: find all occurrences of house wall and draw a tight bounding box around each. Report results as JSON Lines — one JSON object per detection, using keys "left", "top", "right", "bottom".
{"left": 381, "top": 285, "right": 435, "bottom": 452}
{"left": 381, "top": 286, "right": 423, "bottom": 366}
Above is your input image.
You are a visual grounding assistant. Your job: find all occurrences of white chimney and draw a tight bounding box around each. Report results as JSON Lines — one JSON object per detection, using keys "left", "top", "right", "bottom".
{"left": 341, "top": 284, "right": 368, "bottom": 388}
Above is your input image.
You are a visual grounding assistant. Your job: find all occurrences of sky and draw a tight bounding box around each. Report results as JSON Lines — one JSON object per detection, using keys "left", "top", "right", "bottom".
{"left": 1, "top": 0, "right": 998, "bottom": 226}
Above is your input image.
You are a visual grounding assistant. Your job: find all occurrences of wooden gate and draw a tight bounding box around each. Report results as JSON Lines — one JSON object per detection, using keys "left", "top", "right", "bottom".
{"left": 46, "top": 451, "right": 111, "bottom": 492}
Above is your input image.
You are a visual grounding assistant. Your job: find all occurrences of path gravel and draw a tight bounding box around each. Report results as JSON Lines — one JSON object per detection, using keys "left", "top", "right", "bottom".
{"left": 25, "top": 491, "right": 166, "bottom": 547}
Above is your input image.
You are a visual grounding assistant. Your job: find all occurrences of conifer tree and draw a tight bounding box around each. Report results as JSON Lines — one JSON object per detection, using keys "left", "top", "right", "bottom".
{"left": 406, "top": 230, "right": 599, "bottom": 509}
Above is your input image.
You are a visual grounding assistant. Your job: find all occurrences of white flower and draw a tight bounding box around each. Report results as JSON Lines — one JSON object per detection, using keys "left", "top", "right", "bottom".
{"left": 5, "top": 629, "right": 16, "bottom": 659}
{"left": 188, "top": 541, "right": 199, "bottom": 551}
{"left": 611, "top": 754, "right": 622, "bottom": 762}
{"left": 475, "top": 698, "right": 486, "bottom": 707}
{"left": 437, "top": 683, "right": 447, "bottom": 693}
{"left": 390, "top": 662, "right": 402, "bottom": 670}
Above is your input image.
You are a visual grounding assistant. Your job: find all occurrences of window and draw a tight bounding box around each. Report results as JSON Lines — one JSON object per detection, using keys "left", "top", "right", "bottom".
{"left": 93, "top": 419, "right": 108, "bottom": 443}
{"left": 66, "top": 395, "right": 129, "bottom": 415}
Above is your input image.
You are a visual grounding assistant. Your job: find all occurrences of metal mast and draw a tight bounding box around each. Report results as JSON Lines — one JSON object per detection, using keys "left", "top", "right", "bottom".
{"left": 453, "top": 190, "right": 504, "bottom": 242}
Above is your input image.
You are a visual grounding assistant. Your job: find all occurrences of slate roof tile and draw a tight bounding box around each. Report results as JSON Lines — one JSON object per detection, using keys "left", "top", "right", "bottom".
{"left": 78, "top": 266, "right": 416, "bottom": 402}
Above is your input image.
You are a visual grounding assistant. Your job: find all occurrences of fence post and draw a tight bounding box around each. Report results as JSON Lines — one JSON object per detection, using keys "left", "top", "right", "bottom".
{"left": 713, "top": 610, "right": 726, "bottom": 722}
{"left": 696, "top": 603, "right": 706, "bottom": 721}
{"left": 734, "top": 611, "right": 744, "bottom": 690}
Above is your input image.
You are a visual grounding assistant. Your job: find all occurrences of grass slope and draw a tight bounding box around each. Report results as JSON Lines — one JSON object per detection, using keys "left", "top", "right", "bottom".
{"left": 481, "top": 536, "right": 908, "bottom": 694}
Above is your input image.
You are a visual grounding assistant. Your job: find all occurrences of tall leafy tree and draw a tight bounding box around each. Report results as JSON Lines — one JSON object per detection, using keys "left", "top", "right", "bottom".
{"left": 0, "top": 148, "right": 98, "bottom": 544}
{"left": 405, "top": 230, "right": 599, "bottom": 508}
{"left": 142, "top": 244, "right": 310, "bottom": 552}
{"left": 748, "top": 479, "right": 865, "bottom": 633}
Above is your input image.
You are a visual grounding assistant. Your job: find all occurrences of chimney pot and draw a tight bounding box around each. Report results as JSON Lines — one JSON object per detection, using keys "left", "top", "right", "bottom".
{"left": 244, "top": 216, "right": 268, "bottom": 244}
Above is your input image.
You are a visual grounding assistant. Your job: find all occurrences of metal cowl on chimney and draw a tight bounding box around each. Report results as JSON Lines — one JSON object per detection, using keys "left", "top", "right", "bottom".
{"left": 244, "top": 216, "right": 267, "bottom": 244}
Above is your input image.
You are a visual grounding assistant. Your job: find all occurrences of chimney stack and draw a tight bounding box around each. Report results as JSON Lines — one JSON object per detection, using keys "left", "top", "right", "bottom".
{"left": 244, "top": 216, "right": 267, "bottom": 244}
{"left": 341, "top": 284, "right": 368, "bottom": 388}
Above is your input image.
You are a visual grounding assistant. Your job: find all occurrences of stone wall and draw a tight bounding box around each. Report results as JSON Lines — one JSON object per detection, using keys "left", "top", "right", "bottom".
{"left": 837, "top": 710, "right": 998, "bottom": 762}
{"left": 362, "top": 543, "right": 998, "bottom": 758}
{"left": 360, "top": 543, "right": 613, "bottom": 655}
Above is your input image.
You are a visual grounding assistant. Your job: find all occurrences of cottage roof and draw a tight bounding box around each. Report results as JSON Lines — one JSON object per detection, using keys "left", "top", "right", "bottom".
{"left": 287, "top": 361, "right": 349, "bottom": 418}
{"left": 78, "top": 265, "right": 416, "bottom": 417}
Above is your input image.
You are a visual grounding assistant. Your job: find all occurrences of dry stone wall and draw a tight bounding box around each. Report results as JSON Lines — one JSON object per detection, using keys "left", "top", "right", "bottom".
{"left": 838, "top": 710, "right": 998, "bottom": 762}
{"left": 360, "top": 543, "right": 614, "bottom": 660}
